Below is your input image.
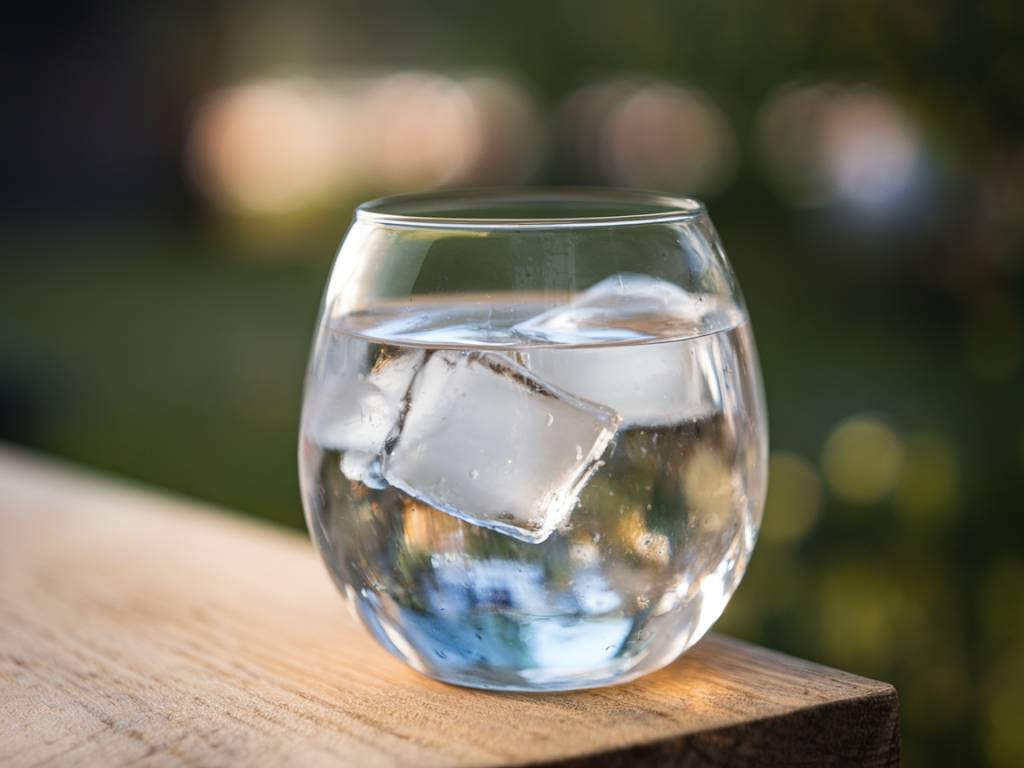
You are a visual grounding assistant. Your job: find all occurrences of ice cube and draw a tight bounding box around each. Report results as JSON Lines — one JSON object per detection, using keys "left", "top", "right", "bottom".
{"left": 307, "top": 340, "right": 424, "bottom": 481}
{"left": 339, "top": 450, "right": 386, "bottom": 489}
{"left": 514, "top": 273, "right": 742, "bottom": 345}
{"left": 382, "top": 351, "right": 620, "bottom": 543}
{"left": 520, "top": 338, "right": 719, "bottom": 428}
{"left": 514, "top": 274, "right": 736, "bottom": 427}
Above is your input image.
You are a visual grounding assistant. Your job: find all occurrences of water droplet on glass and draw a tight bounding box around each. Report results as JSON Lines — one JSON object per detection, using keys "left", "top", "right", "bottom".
{"left": 469, "top": 468, "right": 479, "bottom": 480}
{"left": 546, "top": 413, "right": 555, "bottom": 427}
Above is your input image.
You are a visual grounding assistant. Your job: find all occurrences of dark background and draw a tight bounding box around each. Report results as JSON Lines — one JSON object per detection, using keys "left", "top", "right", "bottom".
{"left": 3, "top": 3, "right": 1023, "bottom": 765}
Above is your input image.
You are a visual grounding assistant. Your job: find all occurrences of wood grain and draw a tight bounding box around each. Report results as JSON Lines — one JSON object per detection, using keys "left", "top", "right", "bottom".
{"left": 0, "top": 445, "right": 899, "bottom": 767}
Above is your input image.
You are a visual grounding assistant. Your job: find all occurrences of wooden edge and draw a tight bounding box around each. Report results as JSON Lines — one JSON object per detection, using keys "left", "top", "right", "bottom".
{"left": 0, "top": 443, "right": 902, "bottom": 767}
{"left": 542, "top": 687, "right": 901, "bottom": 768}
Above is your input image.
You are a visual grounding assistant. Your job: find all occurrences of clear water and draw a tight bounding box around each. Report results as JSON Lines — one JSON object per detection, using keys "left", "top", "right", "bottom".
{"left": 299, "top": 281, "right": 766, "bottom": 691}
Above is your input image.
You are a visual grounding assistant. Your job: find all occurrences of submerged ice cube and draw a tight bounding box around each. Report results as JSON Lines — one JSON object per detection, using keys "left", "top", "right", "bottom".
{"left": 308, "top": 340, "right": 424, "bottom": 483}
{"left": 382, "top": 351, "right": 620, "bottom": 543}
{"left": 515, "top": 274, "right": 740, "bottom": 427}
{"left": 521, "top": 339, "right": 719, "bottom": 428}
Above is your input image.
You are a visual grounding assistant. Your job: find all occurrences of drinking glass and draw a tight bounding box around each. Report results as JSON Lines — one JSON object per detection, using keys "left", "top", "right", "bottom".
{"left": 299, "top": 189, "right": 768, "bottom": 691}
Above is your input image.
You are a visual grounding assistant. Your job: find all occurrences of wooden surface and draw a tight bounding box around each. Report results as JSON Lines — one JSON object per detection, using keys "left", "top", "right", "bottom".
{"left": 0, "top": 446, "right": 900, "bottom": 767}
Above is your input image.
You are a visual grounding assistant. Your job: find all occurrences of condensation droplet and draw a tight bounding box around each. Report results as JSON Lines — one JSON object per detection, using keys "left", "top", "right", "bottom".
{"left": 546, "top": 413, "right": 555, "bottom": 427}
{"left": 469, "top": 468, "right": 479, "bottom": 480}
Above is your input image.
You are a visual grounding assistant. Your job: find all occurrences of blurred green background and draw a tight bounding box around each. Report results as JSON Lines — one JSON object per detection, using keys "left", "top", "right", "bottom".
{"left": 3, "top": 3, "right": 1023, "bottom": 765}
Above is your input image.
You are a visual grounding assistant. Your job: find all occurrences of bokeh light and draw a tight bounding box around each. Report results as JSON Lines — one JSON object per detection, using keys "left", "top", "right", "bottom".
{"left": 600, "top": 83, "right": 737, "bottom": 195}
{"left": 816, "top": 561, "right": 941, "bottom": 676}
{"left": 980, "top": 559, "right": 1024, "bottom": 768}
{"left": 458, "top": 76, "right": 543, "bottom": 185}
{"left": 984, "top": 650, "right": 1024, "bottom": 768}
{"left": 822, "top": 415, "right": 904, "bottom": 504}
{"left": 358, "top": 71, "right": 480, "bottom": 191}
{"left": 982, "top": 559, "right": 1024, "bottom": 658}
{"left": 187, "top": 71, "right": 542, "bottom": 216}
{"left": 187, "top": 78, "right": 342, "bottom": 216}
{"left": 756, "top": 83, "right": 924, "bottom": 210}
{"left": 760, "top": 452, "right": 821, "bottom": 542}
{"left": 555, "top": 80, "right": 637, "bottom": 183}
{"left": 893, "top": 431, "right": 959, "bottom": 522}
{"left": 557, "top": 79, "right": 737, "bottom": 196}
{"left": 818, "top": 562, "right": 894, "bottom": 666}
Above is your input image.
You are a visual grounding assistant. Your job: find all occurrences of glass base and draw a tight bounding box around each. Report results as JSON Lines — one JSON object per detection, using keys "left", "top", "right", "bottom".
{"left": 415, "top": 664, "right": 660, "bottom": 693}
{"left": 355, "top": 596, "right": 701, "bottom": 693}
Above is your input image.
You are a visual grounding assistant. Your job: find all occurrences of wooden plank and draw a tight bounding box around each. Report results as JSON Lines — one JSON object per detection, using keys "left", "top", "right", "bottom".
{"left": 0, "top": 446, "right": 899, "bottom": 767}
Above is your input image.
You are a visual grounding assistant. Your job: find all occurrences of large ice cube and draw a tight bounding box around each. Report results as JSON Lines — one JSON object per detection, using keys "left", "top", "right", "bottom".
{"left": 515, "top": 274, "right": 738, "bottom": 428}
{"left": 520, "top": 339, "right": 719, "bottom": 429}
{"left": 514, "top": 273, "right": 743, "bottom": 345}
{"left": 382, "top": 351, "right": 620, "bottom": 543}
{"left": 308, "top": 340, "right": 424, "bottom": 484}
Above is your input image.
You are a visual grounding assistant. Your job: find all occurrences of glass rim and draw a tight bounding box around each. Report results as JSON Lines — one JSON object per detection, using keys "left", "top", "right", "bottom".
{"left": 356, "top": 187, "right": 706, "bottom": 230}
